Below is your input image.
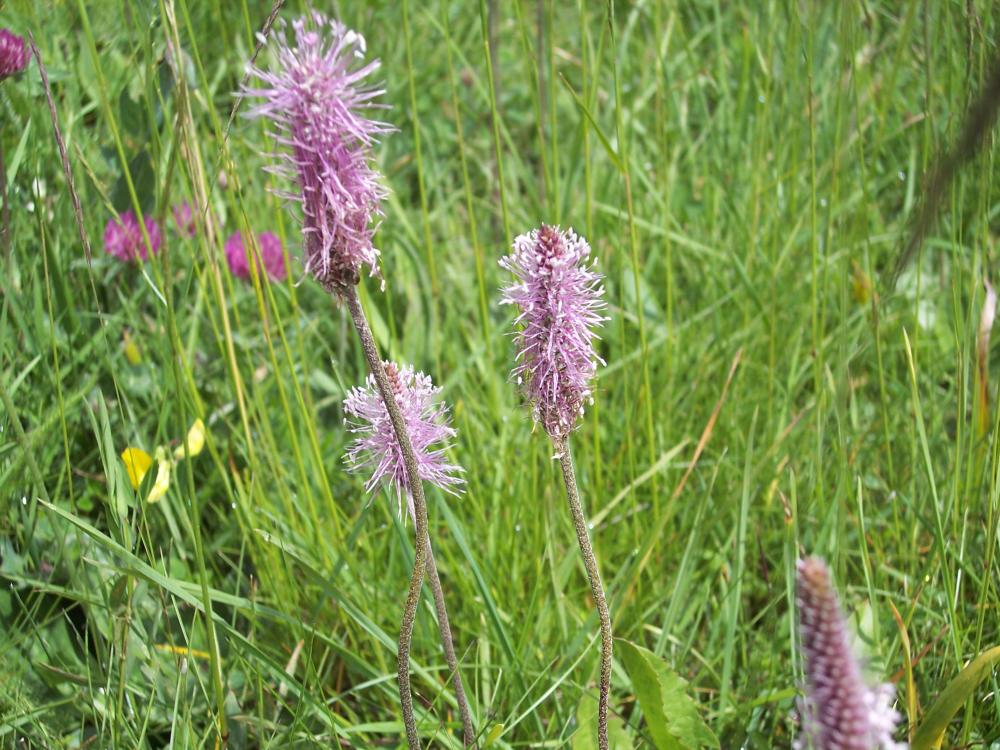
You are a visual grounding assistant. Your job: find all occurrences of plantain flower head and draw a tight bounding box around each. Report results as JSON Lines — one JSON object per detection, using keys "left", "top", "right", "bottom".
{"left": 241, "top": 12, "right": 390, "bottom": 292}
{"left": 0, "top": 29, "right": 28, "bottom": 80}
{"left": 500, "top": 225, "right": 607, "bottom": 440}
{"left": 343, "top": 362, "right": 463, "bottom": 519}
{"left": 795, "top": 557, "right": 906, "bottom": 750}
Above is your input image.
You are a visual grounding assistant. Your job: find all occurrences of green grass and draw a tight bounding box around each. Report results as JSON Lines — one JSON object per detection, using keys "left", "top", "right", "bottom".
{"left": 2, "top": 0, "right": 1000, "bottom": 747}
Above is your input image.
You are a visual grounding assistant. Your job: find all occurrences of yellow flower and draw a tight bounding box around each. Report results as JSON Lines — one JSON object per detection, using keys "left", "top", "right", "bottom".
{"left": 120, "top": 447, "right": 153, "bottom": 489}
{"left": 147, "top": 448, "right": 171, "bottom": 504}
{"left": 174, "top": 418, "right": 206, "bottom": 460}
{"left": 123, "top": 329, "right": 142, "bottom": 365}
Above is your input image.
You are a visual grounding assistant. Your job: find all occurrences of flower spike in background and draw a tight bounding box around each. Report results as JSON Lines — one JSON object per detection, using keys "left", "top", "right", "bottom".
{"left": 795, "top": 557, "right": 906, "bottom": 750}
{"left": 242, "top": 12, "right": 390, "bottom": 292}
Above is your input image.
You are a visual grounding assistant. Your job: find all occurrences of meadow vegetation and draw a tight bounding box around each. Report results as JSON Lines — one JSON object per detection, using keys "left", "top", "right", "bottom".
{"left": 2, "top": 0, "right": 1000, "bottom": 747}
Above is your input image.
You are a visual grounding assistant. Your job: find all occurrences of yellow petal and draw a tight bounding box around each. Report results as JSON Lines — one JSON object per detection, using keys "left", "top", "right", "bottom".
{"left": 174, "top": 418, "right": 206, "bottom": 460}
{"left": 120, "top": 448, "right": 153, "bottom": 490}
{"left": 123, "top": 330, "right": 142, "bottom": 365}
{"left": 147, "top": 457, "right": 171, "bottom": 504}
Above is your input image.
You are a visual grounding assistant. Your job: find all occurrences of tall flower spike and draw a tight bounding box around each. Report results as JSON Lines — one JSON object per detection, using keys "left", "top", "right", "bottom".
{"left": 0, "top": 29, "right": 28, "bottom": 80}
{"left": 242, "top": 12, "right": 390, "bottom": 292}
{"left": 795, "top": 558, "right": 907, "bottom": 750}
{"left": 344, "top": 362, "right": 464, "bottom": 519}
{"left": 500, "top": 225, "right": 607, "bottom": 439}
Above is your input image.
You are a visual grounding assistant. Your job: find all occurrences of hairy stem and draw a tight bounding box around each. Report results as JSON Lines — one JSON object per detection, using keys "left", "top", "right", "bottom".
{"left": 425, "top": 532, "right": 476, "bottom": 747}
{"left": 345, "top": 286, "right": 429, "bottom": 749}
{"left": 554, "top": 436, "right": 612, "bottom": 750}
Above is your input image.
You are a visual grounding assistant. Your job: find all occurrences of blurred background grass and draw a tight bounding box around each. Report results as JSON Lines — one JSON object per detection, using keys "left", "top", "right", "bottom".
{"left": 2, "top": 0, "right": 1000, "bottom": 747}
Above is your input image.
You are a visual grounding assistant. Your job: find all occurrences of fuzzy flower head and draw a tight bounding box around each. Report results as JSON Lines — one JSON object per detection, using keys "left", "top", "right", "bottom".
{"left": 0, "top": 29, "right": 28, "bottom": 80}
{"left": 103, "top": 211, "right": 163, "bottom": 261}
{"left": 225, "top": 230, "right": 287, "bottom": 281}
{"left": 172, "top": 202, "right": 196, "bottom": 237}
{"left": 242, "top": 12, "right": 390, "bottom": 292}
{"left": 795, "top": 558, "right": 906, "bottom": 750}
{"left": 343, "top": 362, "right": 463, "bottom": 519}
{"left": 500, "top": 225, "right": 607, "bottom": 440}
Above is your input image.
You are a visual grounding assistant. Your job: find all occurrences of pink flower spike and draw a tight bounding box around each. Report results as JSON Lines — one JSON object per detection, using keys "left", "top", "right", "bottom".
{"left": 0, "top": 29, "right": 28, "bottom": 80}
{"left": 500, "top": 225, "right": 607, "bottom": 439}
{"left": 241, "top": 12, "right": 391, "bottom": 292}
{"left": 343, "top": 362, "right": 464, "bottom": 520}
{"left": 103, "top": 210, "right": 163, "bottom": 261}
{"left": 795, "top": 558, "right": 907, "bottom": 750}
{"left": 224, "top": 230, "right": 287, "bottom": 281}
{"left": 172, "top": 202, "right": 196, "bottom": 237}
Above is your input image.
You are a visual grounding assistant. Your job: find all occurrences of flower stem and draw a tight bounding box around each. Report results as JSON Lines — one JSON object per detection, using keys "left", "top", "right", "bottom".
{"left": 554, "top": 436, "right": 612, "bottom": 750}
{"left": 345, "top": 286, "right": 476, "bottom": 748}
{"left": 425, "top": 532, "right": 476, "bottom": 747}
{"left": 345, "top": 286, "right": 427, "bottom": 749}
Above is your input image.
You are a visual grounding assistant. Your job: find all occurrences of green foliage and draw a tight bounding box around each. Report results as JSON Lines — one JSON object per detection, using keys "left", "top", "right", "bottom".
{"left": 912, "top": 646, "right": 1000, "bottom": 750}
{"left": 618, "top": 640, "right": 718, "bottom": 749}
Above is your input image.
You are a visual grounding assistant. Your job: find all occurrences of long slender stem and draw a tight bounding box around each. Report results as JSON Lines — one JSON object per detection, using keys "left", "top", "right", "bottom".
{"left": 425, "top": 533, "right": 476, "bottom": 747}
{"left": 347, "top": 286, "right": 476, "bottom": 748}
{"left": 345, "top": 286, "right": 428, "bottom": 749}
{"left": 554, "top": 436, "right": 612, "bottom": 750}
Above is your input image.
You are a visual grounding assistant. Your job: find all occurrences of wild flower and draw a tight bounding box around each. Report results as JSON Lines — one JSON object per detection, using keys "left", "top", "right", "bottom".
{"left": 172, "top": 201, "right": 196, "bottom": 237}
{"left": 120, "top": 419, "right": 206, "bottom": 504}
{"left": 500, "top": 224, "right": 613, "bottom": 749}
{"left": 103, "top": 210, "right": 162, "bottom": 261}
{"left": 224, "top": 230, "right": 287, "bottom": 281}
{"left": 500, "top": 225, "right": 606, "bottom": 439}
{"left": 343, "top": 362, "right": 463, "bottom": 520}
{"left": 241, "top": 12, "right": 390, "bottom": 291}
{"left": 795, "top": 557, "right": 907, "bottom": 750}
{"left": 0, "top": 29, "right": 28, "bottom": 80}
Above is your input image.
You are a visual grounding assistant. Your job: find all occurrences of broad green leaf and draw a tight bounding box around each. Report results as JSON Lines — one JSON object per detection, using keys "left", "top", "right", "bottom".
{"left": 573, "top": 692, "right": 632, "bottom": 750}
{"left": 618, "top": 639, "right": 719, "bottom": 750}
{"left": 912, "top": 645, "right": 1000, "bottom": 750}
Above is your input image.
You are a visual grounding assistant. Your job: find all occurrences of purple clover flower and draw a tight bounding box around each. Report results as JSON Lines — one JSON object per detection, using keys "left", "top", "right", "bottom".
{"left": 795, "top": 558, "right": 906, "bottom": 750}
{"left": 0, "top": 29, "right": 28, "bottom": 80}
{"left": 343, "top": 362, "right": 463, "bottom": 520}
{"left": 241, "top": 12, "right": 390, "bottom": 292}
{"left": 103, "top": 211, "right": 163, "bottom": 261}
{"left": 224, "top": 230, "right": 287, "bottom": 281}
{"left": 500, "top": 225, "right": 607, "bottom": 439}
{"left": 172, "top": 202, "right": 196, "bottom": 237}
